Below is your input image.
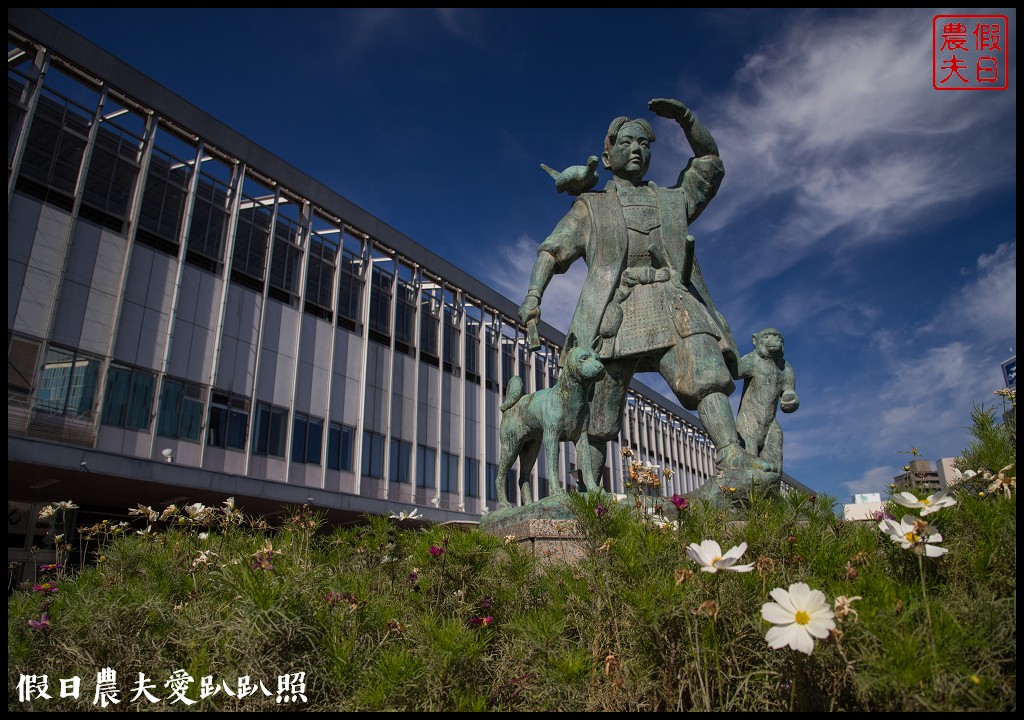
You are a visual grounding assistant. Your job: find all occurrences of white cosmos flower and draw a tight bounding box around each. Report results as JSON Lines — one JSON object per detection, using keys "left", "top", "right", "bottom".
{"left": 388, "top": 508, "right": 423, "bottom": 522}
{"left": 761, "top": 582, "right": 836, "bottom": 655}
{"left": 878, "top": 515, "right": 948, "bottom": 557}
{"left": 685, "top": 540, "right": 754, "bottom": 573}
{"left": 986, "top": 465, "right": 1015, "bottom": 499}
{"left": 892, "top": 490, "right": 956, "bottom": 516}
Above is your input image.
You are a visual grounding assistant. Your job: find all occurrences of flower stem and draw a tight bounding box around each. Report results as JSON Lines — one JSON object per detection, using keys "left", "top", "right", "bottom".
{"left": 917, "top": 555, "right": 932, "bottom": 632}
{"left": 790, "top": 650, "right": 800, "bottom": 711}
{"left": 918, "top": 554, "right": 939, "bottom": 667}
{"left": 711, "top": 617, "right": 722, "bottom": 707}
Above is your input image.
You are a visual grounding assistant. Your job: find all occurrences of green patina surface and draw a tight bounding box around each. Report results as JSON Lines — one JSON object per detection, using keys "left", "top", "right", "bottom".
{"left": 498, "top": 98, "right": 800, "bottom": 515}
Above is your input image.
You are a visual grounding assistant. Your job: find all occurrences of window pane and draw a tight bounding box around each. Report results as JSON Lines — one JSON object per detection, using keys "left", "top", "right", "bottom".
{"left": 36, "top": 347, "right": 74, "bottom": 413}
{"left": 270, "top": 214, "right": 303, "bottom": 296}
{"left": 369, "top": 266, "right": 392, "bottom": 335}
{"left": 256, "top": 403, "right": 270, "bottom": 454}
{"left": 465, "top": 458, "right": 479, "bottom": 498}
{"left": 389, "top": 439, "right": 409, "bottom": 484}
{"left": 267, "top": 406, "right": 286, "bottom": 457}
{"left": 101, "top": 365, "right": 131, "bottom": 426}
{"left": 362, "top": 430, "right": 384, "bottom": 478}
{"left": 65, "top": 355, "right": 99, "bottom": 416}
{"left": 157, "top": 380, "right": 182, "bottom": 437}
{"left": 255, "top": 403, "right": 286, "bottom": 456}
{"left": 208, "top": 403, "right": 227, "bottom": 447}
{"left": 306, "top": 417, "right": 323, "bottom": 464}
{"left": 179, "top": 393, "right": 204, "bottom": 441}
{"left": 125, "top": 370, "right": 154, "bottom": 430}
{"left": 338, "top": 425, "right": 353, "bottom": 471}
{"left": 466, "top": 335, "right": 479, "bottom": 377}
{"left": 232, "top": 196, "right": 272, "bottom": 282}
{"left": 205, "top": 393, "right": 247, "bottom": 450}
{"left": 417, "top": 446, "right": 436, "bottom": 489}
{"left": 328, "top": 424, "right": 341, "bottom": 470}
{"left": 225, "top": 408, "right": 248, "bottom": 450}
{"left": 441, "top": 452, "right": 458, "bottom": 493}
{"left": 292, "top": 416, "right": 307, "bottom": 463}
{"left": 328, "top": 423, "right": 353, "bottom": 470}
{"left": 337, "top": 249, "right": 363, "bottom": 324}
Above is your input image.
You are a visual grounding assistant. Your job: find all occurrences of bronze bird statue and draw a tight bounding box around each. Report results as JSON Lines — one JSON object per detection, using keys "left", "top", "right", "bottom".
{"left": 540, "top": 155, "right": 599, "bottom": 195}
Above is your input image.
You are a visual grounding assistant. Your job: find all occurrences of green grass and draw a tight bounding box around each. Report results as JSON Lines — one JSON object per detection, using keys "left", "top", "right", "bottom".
{"left": 8, "top": 489, "right": 1016, "bottom": 711}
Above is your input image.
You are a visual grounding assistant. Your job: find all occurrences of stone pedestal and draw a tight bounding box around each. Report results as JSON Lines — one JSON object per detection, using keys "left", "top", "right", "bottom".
{"left": 685, "top": 468, "right": 784, "bottom": 507}
{"left": 477, "top": 493, "right": 590, "bottom": 564}
{"left": 492, "top": 518, "right": 585, "bottom": 565}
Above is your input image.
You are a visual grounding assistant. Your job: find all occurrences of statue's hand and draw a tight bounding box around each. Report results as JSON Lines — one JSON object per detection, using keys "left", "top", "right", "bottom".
{"left": 519, "top": 296, "right": 541, "bottom": 326}
{"left": 649, "top": 98, "right": 690, "bottom": 121}
{"left": 780, "top": 392, "right": 800, "bottom": 413}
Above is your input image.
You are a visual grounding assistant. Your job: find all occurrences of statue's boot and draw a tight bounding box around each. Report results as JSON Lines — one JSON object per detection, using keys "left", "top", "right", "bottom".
{"left": 698, "top": 392, "right": 778, "bottom": 474}
{"left": 716, "top": 442, "right": 778, "bottom": 474}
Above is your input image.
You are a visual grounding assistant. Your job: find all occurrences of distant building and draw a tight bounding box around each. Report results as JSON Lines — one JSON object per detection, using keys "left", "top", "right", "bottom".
{"left": 842, "top": 491, "right": 884, "bottom": 521}
{"left": 936, "top": 458, "right": 961, "bottom": 488}
{"left": 893, "top": 459, "right": 942, "bottom": 493}
{"left": 842, "top": 492, "right": 885, "bottom": 521}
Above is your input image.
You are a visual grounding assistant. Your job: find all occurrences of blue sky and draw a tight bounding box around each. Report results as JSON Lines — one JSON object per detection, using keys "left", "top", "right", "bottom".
{"left": 40, "top": 8, "right": 1016, "bottom": 504}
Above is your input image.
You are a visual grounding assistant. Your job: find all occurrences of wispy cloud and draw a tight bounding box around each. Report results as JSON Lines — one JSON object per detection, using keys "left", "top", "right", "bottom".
{"left": 652, "top": 9, "right": 1015, "bottom": 291}
{"left": 331, "top": 8, "right": 484, "bottom": 61}
{"left": 919, "top": 241, "right": 1016, "bottom": 345}
{"left": 843, "top": 464, "right": 898, "bottom": 497}
{"left": 335, "top": 8, "right": 406, "bottom": 58}
{"left": 434, "top": 8, "right": 484, "bottom": 43}
{"left": 786, "top": 330, "right": 1006, "bottom": 497}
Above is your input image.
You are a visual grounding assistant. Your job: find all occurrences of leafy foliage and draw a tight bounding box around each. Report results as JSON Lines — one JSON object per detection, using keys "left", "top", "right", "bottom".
{"left": 954, "top": 390, "right": 1016, "bottom": 493}
{"left": 9, "top": 487, "right": 1015, "bottom": 712}
{"left": 10, "top": 392, "right": 1018, "bottom": 712}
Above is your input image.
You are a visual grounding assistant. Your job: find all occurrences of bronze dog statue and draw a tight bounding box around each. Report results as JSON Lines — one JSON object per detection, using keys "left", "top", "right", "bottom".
{"left": 496, "top": 338, "right": 606, "bottom": 508}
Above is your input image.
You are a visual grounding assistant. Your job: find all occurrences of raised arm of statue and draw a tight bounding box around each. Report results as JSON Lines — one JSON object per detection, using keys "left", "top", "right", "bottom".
{"left": 648, "top": 98, "right": 720, "bottom": 158}
{"left": 649, "top": 98, "right": 723, "bottom": 225}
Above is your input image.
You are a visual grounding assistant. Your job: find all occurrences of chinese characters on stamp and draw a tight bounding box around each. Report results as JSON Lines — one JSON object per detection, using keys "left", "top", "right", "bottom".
{"left": 17, "top": 669, "right": 308, "bottom": 706}
{"left": 934, "top": 15, "right": 1009, "bottom": 90}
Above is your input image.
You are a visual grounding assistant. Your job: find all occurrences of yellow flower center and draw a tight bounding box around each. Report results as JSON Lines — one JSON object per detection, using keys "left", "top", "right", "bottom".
{"left": 921, "top": 498, "right": 931, "bottom": 505}
{"left": 711, "top": 557, "right": 722, "bottom": 565}
{"left": 904, "top": 532, "right": 920, "bottom": 543}
{"left": 794, "top": 610, "right": 811, "bottom": 625}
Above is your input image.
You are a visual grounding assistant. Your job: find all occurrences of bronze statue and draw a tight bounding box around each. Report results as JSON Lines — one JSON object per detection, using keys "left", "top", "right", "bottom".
{"left": 736, "top": 328, "right": 799, "bottom": 471}
{"left": 518, "top": 98, "right": 775, "bottom": 495}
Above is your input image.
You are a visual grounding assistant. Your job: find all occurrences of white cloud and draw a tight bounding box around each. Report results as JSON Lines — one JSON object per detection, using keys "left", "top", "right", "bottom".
{"left": 843, "top": 464, "right": 897, "bottom": 497}
{"left": 651, "top": 9, "right": 1016, "bottom": 291}
{"left": 920, "top": 241, "right": 1016, "bottom": 344}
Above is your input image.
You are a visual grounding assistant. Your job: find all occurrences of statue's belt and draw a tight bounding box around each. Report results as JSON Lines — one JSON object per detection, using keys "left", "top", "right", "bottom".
{"left": 621, "top": 266, "right": 671, "bottom": 287}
